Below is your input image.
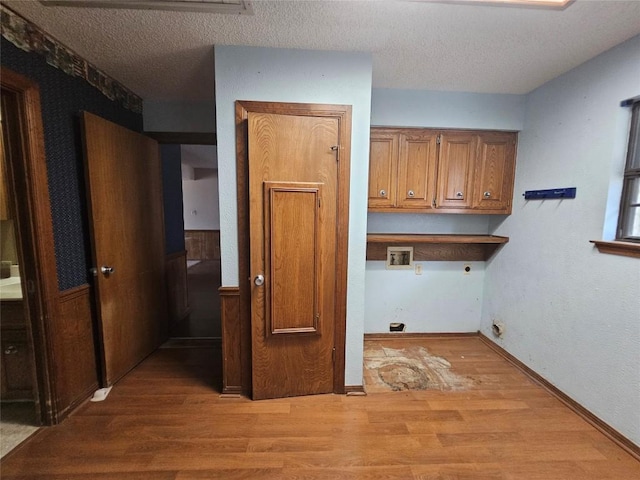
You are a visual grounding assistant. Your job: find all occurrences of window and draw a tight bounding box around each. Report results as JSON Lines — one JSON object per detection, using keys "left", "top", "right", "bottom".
{"left": 617, "top": 100, "right": 640, "bottom": 243}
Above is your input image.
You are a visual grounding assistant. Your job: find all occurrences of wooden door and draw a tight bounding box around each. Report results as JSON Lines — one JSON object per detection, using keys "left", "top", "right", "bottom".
{"left": 437, "top": 132, "right": 476, "bottom": 209}
{"left": 82, "top": 112, "right": 167, "bottom": 386}
{"left": 397, "top": 131, "right": 438, "bottom": 209}
{"left": 248, "top": 111, "right": 339, "bottom": 400}
{"left": 368, "top": 129, "right": 397, "bottom": 208}
{"left": 474, "top": 132, "right": 517, "bottom": 212}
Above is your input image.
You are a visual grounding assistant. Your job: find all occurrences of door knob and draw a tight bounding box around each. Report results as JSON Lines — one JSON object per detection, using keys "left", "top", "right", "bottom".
{"left": 101, "top": 266, "right": 115, "bottom": 275}
{"left": 254, "top": 274, "right": 265, "bottom": 286}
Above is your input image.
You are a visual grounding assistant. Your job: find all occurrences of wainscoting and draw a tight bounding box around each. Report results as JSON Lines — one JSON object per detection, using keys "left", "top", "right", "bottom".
{"left": 54, "top": 284, "right": 98, "bottom": 420}
{"left": 185, "top": 230, "right": 220, "bottom": 261}
{"left": 219, "top": 286, "right": 241, "bottom": 396}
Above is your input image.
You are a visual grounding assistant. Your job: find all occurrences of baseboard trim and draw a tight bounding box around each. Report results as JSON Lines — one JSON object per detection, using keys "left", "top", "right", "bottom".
{"left": 345, "top": 385, "right": 366, "bottom": 396}
{"left": 220, "top": 385, "right": 243, "bottom": 398}
{"left": 364, "top": 332, "right": 478, "bottom": 341}
{"left": 478, "top": 333, "right": 640, "bottom": 462}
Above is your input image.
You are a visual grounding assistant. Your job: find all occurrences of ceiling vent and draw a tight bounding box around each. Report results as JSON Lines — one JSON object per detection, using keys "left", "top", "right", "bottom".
{"left": 39, "top": 0, "right": 254, "bottom": 15}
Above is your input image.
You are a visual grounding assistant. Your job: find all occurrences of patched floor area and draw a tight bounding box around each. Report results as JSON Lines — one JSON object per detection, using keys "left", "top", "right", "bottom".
{"left": 364, "top": 339, "right": 474, "bottom": 393}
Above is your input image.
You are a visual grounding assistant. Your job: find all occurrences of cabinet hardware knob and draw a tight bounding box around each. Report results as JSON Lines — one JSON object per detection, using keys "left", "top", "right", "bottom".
{"left": 408, "top": 190, "right": 415, "bottom": 197}
{"left": 484, "top": 191, "right": 491, "bottom": 198}
{"left": 4, "top": 345, "right": 18, "bottom": 355}
{"left": 254, "top": 274, "right": 265, "bottom": 286}
{"left": 456, "top": 191, "right": 464, "bottom": 198}
{"left": 379, "top": 189, "right": 386, "bottom": 197}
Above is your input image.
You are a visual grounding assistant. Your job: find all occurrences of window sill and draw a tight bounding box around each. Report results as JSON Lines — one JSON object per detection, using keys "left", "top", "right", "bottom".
{"left": 590, "top": 240, "right": 640, "bottom": 259}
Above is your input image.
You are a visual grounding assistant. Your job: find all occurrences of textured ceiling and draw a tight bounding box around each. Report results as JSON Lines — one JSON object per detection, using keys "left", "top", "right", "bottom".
{"left": 4, "top": 0, "right": 640, "bottom": 102}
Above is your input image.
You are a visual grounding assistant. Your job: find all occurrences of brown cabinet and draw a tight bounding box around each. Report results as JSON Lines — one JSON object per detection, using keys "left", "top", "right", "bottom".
{"left": 368, "top": 127, "right": 517, "bottom": 214}
{"left": 1, "top": 301, "right": 33, "bottom": 400}
{"left": 369, "top": 128, "right": 438, "bottom": 211}
{"left": 473, "top": 132, "right": 517, "bottom": 211}
{"left": 367, "top": 130, "right": 397, "bottom": 209}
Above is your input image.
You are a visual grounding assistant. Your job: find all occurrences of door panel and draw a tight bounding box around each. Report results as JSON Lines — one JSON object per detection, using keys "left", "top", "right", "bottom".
{"left": 437, "top": 133, "right": 476, "bottom": 209}
{"left": 397, "top": 132, "right": 438, "bottom": 209}
{"left": 82, "top": 112, "right": 167, "bottom": 386}
{"left": 249, "top": 111, "right": 338, "bottom": 400}
{"left": 368, "top": 130, "right": 397, "bottom": 208}
{"left": 265, "top": 182, "right": 321, "bottom": 336}
{"left": 474, "top": 132, "right": 516, "bottom": 211}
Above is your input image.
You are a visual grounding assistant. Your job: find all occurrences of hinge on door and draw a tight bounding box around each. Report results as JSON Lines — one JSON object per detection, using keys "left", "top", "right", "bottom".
{"left": 332, "top": 347, "right": 336, "bottom": 364}
{"left": 331, "top": 145, "right": 339, "bottom": 161}
{"left": 318, "top": 197, "right": 321, "bottom": 208}
{"left": 432, "top": 197, "right": 437, "bottom": 208}
{"left": 436, "top": 135, "right": 441, "bottom": 145}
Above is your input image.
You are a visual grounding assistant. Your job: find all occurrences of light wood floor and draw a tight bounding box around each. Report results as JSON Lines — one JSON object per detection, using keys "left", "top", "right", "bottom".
{"left": 1, "top": 338, "right": 638, "bottom": 479}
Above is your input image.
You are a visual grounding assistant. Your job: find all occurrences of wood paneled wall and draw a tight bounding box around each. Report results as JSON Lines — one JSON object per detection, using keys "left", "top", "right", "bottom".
{"left": 185, "top": 230, "right": 220, "bottom": 261}
{"left": 165, "top": 250, "right": 189, "bottom": 328}
{"left": 54, "top": 284, "right": 98, "bottom": 420}
{"left": 219, "top": 286, "right": 242, "bottom": 396}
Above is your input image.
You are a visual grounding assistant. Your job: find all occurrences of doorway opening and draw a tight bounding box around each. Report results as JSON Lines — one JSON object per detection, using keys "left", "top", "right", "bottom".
{"left": 153, "top": 134, "right": 221, "bottom": 345}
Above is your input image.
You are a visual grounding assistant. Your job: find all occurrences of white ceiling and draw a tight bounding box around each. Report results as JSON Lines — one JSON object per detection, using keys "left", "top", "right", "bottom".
{"left": 4, "top": 0, "right": 640, "bottom": 103}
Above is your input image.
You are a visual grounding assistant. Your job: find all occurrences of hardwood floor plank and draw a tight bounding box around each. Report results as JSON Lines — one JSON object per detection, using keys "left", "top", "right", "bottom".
{"left": 1, "top": 339, "right": 638, "bottom": 479}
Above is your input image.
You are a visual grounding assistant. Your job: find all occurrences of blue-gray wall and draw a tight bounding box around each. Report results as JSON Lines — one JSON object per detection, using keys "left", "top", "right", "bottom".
{"left": 160, "top": 144, "right": 185, "bottom": 255}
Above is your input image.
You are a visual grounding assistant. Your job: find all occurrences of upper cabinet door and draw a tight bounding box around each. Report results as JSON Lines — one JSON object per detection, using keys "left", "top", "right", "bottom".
{"left": 437, "top": 132, "right": 476, "bottom": 209}
{"left": 397, "top": 131, "right": 438, "bottom": 209}
{"left": 368, "top": 129, "right": 398, "bottom": 209}
{"left": 474, "top": 132, "right": 517, "bottom": 213}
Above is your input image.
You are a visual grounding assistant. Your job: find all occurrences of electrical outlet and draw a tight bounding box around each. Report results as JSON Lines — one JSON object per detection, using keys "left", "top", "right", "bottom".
{"left": 415, "top": 263, "right": 423, "bottom": 275}
{"left": 463, "top": 264, "right": 471, "bottom": 275}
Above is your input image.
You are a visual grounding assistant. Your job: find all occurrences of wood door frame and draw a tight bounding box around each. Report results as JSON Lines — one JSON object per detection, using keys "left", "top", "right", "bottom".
{"left": 1, "top": 67, "right": 58, "bottom": 425}
{"left": 235, "top": 100, "right": 352, "bottom": 395}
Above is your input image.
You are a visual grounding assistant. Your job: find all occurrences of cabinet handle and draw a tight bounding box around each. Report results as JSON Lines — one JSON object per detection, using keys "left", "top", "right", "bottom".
{"left": 408, "top": 190, "right": 415, "bottom": 197}
{"left": 4, "top": 345, "right": 18, "bottom": 355}
{"left": 379, "top": 189, "right": 386, "bottom": 197}
{"left": 456, "top": 191, "right": 464, "bottom": 198}
{"left": 484, "top": 191, "right": 491, "bottom": 198}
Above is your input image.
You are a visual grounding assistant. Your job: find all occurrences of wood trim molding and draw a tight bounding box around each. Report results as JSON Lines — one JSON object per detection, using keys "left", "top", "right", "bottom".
{"left": 235, "top": 101, "right": 352, "bottom": 397}
{"left": 58, "top": 283, "right": 91, "bottom": 301}
{"left": 166, "top": 249, "right": 188, "bottom": 261}
{"left": 1, "top": 67, "right": 60, "bottom": 425}
{"left": 345, "top": 385, "right": 366, "bottom": 396}
{"left": 478, "top": 333, "right": 640, "bottom": 462}
{"left": 365, "top": 332, "right": 480, "bottom": 341}
{"left": 590, "top": 240, "right": 640, "bottom": 259}
{"left": 144, "top": 131, "right": 216, "bottom": 145}
{"left": 219, "top": 286, "right": 242, "bottom": 395}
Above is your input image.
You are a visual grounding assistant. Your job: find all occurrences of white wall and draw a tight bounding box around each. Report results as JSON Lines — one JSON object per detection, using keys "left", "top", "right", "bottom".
{"left": 181, "top": 144, "right": 220, "bottom": 230}
{"left": 215, "top": 45, "right": 373, "bottom": 386}
{"left": 143, "top": 100, "right": 216, "bottom": 132}
{"left": 481, "top": 35, "right": 640, "bottom": 446}
{"left": 182, "top": 170, "right": 220, "bottom": 230}
{"left": 366, "top": 89, "right": 526, "bottom": 333}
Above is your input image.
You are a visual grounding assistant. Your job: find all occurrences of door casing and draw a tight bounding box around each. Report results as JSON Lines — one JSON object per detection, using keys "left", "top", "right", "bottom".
{"left": 234, "top": 101, "right": 352, "bottom": 396}
{"left": 1, "top": 68, "right": 58, "bottom": 424}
